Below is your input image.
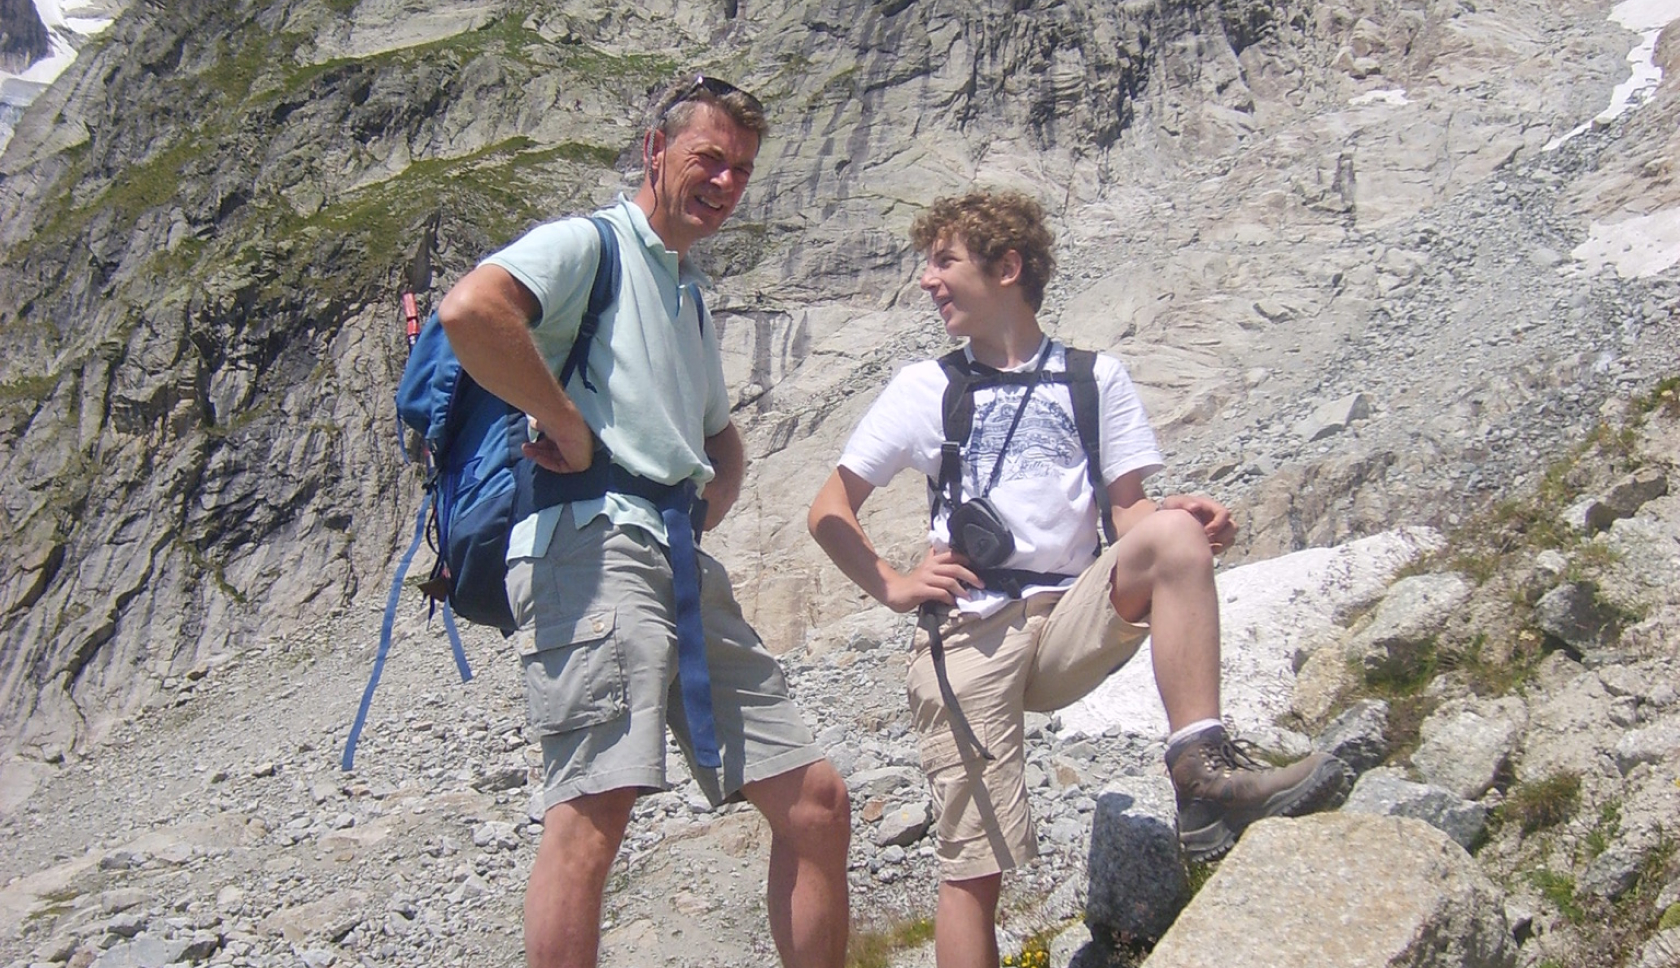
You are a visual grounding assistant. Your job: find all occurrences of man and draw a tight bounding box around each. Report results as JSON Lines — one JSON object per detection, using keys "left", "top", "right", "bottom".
{"left": 436, "top": 77, "right": 850, "bottom": 968}
{"left": 808, "top": 189, "right": 1351, "bottom": 968}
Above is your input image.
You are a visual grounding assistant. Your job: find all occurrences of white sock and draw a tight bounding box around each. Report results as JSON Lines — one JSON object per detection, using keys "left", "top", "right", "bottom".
{"left": 1165, "top": 719, "right": 1225, "bottom": 759}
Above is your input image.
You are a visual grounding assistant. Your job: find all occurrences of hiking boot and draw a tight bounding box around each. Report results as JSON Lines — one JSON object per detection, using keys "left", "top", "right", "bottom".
{"left": 1167, "top": 730, "right": 1354, "bottom": 862}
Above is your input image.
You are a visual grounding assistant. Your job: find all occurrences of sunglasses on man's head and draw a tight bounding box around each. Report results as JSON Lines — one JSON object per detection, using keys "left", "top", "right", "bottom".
{"left": 665, "top": 74, "right": 763, "bottom": 118}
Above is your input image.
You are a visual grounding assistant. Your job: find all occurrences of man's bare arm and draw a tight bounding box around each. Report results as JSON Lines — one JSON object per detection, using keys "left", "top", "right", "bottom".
{"left": 700, "top": 421, "right": 745, "bottom": 531}
{"left": 435, "top": 265, "right": 594, "bottom": 473}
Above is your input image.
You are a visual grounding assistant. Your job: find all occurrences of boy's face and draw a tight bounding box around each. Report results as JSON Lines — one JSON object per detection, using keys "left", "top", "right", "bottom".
{"left": 919, "top": 234, "right": 1013, "bottom": 339}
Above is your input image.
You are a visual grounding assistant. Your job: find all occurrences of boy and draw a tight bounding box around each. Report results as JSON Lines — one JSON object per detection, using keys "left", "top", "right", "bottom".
{"left": 807, "top": 189, "right": 1350, "bottom": 968}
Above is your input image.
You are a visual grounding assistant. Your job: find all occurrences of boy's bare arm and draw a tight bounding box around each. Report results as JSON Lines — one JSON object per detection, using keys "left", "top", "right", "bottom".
{"left": 808, "top": 467, "right": 979, "bottom": 612}
{"left": 1108, "top": 470, "right": 1238, "bottom": 553}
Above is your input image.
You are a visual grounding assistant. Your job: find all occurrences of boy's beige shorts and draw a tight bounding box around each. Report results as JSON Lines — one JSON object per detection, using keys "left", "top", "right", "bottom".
{"left": 907, "top": 541, "right": 1150, "bottom": 881}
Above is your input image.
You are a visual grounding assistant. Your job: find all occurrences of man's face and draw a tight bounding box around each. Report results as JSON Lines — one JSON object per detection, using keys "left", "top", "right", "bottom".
{"left": 919, "top": 235, "right": 1009, "bottom": 339}
{"left": 645, "top": 103, "right": 759, "bottom": 254}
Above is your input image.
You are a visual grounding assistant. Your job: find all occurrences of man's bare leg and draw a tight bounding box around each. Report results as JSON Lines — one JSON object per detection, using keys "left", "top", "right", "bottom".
{"left": 525, "top": 787, "right": 639, "bottom": 968}
{"left": 743, "top": 761, "right": 852, "bottom": 968}
{"left": 934, "top": 873, "right": 1002, "bottom": 968}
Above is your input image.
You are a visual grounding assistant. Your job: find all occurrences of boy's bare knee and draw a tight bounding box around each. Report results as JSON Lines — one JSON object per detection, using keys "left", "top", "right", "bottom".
{"left": 1148, "top": 509, "right": 1215, "bottom": 568}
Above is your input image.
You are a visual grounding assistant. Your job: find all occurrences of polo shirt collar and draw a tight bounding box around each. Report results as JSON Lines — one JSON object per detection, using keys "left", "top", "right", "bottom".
{"left": 613, "top": 194, "right": 712, "bottom": 289}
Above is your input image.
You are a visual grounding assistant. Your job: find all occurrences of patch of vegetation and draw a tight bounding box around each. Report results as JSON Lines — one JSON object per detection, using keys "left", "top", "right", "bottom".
{"left": 1496, "top": 772, "right": 1581, "bottom": 836}
{"left": 0, "top": 372, "right": 61, "bottom": 403}
{"left": 1566, "top": 542, "right": 1622, "bottom": 578}
{"left": 1437, "top": 630, "right": 1550, "bottom": 698}
{"left": 203, "top": 28, "right": 299, "bottom": 104}
{"left": 1532, "top": 834, "right": 1679, "bottom": 968}
{"left": 1402, "top": 409, "right": 1647, "bottom": 586}
{"left": 1529, "top": 868, "right": 1587, "bottom": 925}
{"left": 102, "top": 138, "right": 213, "bottom": 227}
{"left": 563, "top": 46, "right": 680, "bottom": 84}
{"left": 1362, "top": 640, "right": 1438, "bottom": 696}
{"left": 1186, "top": 858, "right": 1217, "bottom": 896}
{"left": 1660, "top": 903, "right": 1680, "bottom": 932}
{"left": 202, "top": 396, "right": 274, "bottom": 440}
{"left": 174, "top": 537, "right": 249, "bottom": 606}
{"left": 1633, "top": 376, "right": 1680, "bottom": 418}
{"left": 1583, "top": 800, "right": 1622, "bottom": 860}
{"left": 1001, "top": 933, "right": 1051, "bottom": 967}
{"left": 1344, "top": 641, "right": 1439, "bottom": 761}
{"left": 846, "top": 916, "right": 935, "bottom": 968}
{"left": 263, "top": 135, "right": 609, "bottom": 292}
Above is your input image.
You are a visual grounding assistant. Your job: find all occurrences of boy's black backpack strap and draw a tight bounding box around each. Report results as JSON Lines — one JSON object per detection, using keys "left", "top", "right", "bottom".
{"left": 557, "top": 216, "right": 622, "bottom": 393}
{"left": 929, "top": 344, "right": 1113, "bottom": 545}
{"left": 1064, "top": 347, "right": 1115, "bottom": 545}
{"left": 933, "top": 348, "right": 976, "bottom": 515}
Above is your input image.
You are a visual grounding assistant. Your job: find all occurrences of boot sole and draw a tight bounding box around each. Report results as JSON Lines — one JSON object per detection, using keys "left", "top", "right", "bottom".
{"left": 1178, "top": 757, "right": 1355, "bottom": 863}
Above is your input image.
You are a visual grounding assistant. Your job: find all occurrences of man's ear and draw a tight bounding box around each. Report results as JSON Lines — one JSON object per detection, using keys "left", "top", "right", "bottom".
{"left": 994, "top": 249, "right": 1024, "bottom": 287}
{"left": 643, "top": 129, "right": 666, "bottom": 170}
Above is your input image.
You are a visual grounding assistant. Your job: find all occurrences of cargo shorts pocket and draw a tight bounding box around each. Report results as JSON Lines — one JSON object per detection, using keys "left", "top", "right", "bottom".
{"left": 919, "top": 718, "right": 997, "bottom": 782}
{"left": 519, "top": 608, "right": 626, "bottom": 735}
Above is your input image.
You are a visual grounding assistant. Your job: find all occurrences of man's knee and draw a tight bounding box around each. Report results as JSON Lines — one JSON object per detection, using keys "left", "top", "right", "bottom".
{"left": 539, "top": 787, "right": 638, "bottom": 871}
{"left": 790, "top": 763, "right": 852, "bottom": 844}
{"left": 755, "top": 762, "right": 851, "bottom": 845}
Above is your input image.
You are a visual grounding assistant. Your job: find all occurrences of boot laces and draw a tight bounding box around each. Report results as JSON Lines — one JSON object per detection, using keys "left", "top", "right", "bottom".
{"left": 1204, "top": 735, "right": 1266, "bottom": 774}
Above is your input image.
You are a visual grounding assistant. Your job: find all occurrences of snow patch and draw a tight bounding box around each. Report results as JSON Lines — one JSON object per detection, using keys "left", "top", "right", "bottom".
{"left": 1350, "top": 89, "right": 1410, "bottom": 106}
{"left": 1546, "top": 0, "right": 1680, "bottom": 150}
{"left": 0, "top": 1, "right": 118, "bottom": 153}
{"left": 1572, "top": 208, "right": 1680, "bottom": 279}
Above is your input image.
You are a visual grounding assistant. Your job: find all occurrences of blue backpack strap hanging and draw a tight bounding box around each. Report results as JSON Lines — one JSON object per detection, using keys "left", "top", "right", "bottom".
{"left": 342, "top": 491, "right": 461, "bottom": 770}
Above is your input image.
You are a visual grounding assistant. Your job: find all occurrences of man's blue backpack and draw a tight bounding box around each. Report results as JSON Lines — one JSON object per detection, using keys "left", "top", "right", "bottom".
{"left": 341, "top": 216, "right": 621, "bottom": 769}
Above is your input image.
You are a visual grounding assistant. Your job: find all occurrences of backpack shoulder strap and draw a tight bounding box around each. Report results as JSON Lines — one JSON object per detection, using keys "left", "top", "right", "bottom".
{"left": 933, "top": 348, "right": 975, "bottom": 511}
{"left": 1064, "top": 347, "right": 1115, "bottom": 544}
{"left": 558, "top": 216, "right": 622, "bottom": 392}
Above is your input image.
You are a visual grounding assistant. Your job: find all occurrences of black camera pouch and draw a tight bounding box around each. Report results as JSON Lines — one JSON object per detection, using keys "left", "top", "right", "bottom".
{"left": 947, "top": 497, "right": 1015, "bottom": 570}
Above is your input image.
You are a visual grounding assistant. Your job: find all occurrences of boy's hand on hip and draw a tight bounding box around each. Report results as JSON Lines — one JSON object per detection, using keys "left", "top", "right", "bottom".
{"left": 884, "top": 549, "right": 982, "bottom": 612}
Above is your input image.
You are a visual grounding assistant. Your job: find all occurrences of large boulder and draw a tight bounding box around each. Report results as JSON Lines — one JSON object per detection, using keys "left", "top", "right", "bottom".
{"left": 1143, "top": 813, "right": 1513, "bottom": 968}
{"left": 1345, "top": 572, "right": 1472, "bottom": 679}
{"left": 1411, "top": 698, "right": 1525, "bottom": 799}
{"left": 1342, "top": 768, "right": 1489, "bottom": 851}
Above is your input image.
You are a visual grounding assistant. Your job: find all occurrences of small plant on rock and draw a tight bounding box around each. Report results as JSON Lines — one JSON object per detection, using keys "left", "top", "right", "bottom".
{"left": 1496, "top": 772, "right": 1581, "bottom": 836}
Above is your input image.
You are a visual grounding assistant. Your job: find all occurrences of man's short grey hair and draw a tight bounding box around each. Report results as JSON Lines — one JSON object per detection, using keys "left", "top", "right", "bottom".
{"left": 650, "top": 75, "right": 769, "bottom": 140}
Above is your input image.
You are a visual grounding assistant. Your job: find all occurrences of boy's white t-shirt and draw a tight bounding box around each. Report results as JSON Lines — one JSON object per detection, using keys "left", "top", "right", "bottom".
{"left": 838, "top": 339, "right": 1164, "bottom": 615}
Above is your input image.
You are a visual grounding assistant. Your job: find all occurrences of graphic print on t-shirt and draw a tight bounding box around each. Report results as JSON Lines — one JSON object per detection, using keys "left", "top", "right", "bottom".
{"left": 962, "top": 387, "right": 1084, "bottom": 498}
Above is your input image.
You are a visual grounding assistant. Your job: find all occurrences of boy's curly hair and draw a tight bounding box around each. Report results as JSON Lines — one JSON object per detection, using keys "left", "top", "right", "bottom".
{"left": 910, "top": 190, "right": 1056, "bottom": 311}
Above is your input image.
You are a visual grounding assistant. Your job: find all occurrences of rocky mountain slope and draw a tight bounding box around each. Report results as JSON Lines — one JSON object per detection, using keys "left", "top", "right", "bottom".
{"left": 1, "top": 0, "right": 1678, "bottom": 964}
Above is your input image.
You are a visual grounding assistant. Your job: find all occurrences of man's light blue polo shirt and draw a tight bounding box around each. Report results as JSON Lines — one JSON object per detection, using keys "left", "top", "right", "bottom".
{"left": 482, "top": 195, "right": 731, "bottom": 557}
